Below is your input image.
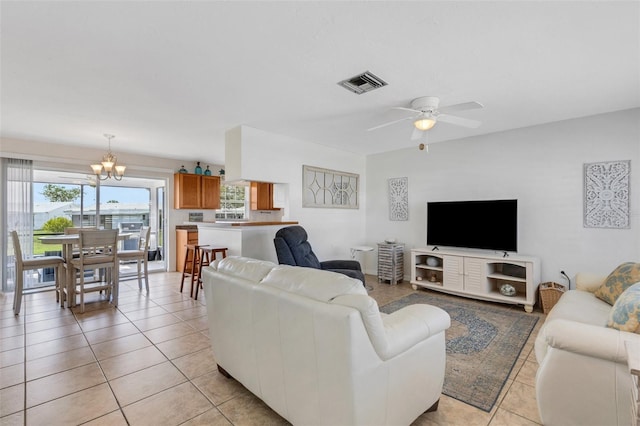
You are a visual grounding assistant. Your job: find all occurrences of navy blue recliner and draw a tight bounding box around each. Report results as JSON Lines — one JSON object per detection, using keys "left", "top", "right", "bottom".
{"left": 273, "top": 226, "right": 365, "bottom": 284}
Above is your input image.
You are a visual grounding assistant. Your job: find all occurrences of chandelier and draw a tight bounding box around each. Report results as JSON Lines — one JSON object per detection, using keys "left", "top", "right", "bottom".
{"left": 91, "top": 134, "right": 126, "bottom": 181}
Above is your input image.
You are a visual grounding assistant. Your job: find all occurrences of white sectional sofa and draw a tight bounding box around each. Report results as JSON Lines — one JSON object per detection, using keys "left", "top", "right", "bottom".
{"left": 535, "top": 272, "right": 640, "bottom": 426}
{"left": 202, "top": 256, "right": 451, "bottom": 426}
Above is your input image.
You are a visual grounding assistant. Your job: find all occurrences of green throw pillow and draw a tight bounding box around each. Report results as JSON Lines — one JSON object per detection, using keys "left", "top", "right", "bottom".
{"left": 595, "top": 262, "right": 640, "bottom": 305}
{"left": 607, "top": 282, "right": 640, "bottom": 333}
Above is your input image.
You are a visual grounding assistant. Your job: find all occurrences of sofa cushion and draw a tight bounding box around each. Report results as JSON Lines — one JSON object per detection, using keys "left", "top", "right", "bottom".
{"left": 545, "top": 289, "right": 611, "bottom": 326}
{"left": 213, "top": 256, "right": 276, "bottom": 283}
{"left": 607, "top": 282, "right": 640, "bottom": 333}
{"left": 594, "top": 262, "right": 640, "bottom": 305}
{"left": 260, "top": 265, "right": 366, "bottom": 302}
{"left": 575, "top": 272, "right": 607, "bottom": 292}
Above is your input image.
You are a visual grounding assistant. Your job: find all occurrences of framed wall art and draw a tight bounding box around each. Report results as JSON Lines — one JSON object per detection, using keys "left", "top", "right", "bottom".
{"left": 584, "top": 160, "right": 630, "bottom": 228}
{"left": 302, "top": 165, "right": 359, "bottom": 209}
{"left": 388, "top": 177, "right": 409, "bottom": 221}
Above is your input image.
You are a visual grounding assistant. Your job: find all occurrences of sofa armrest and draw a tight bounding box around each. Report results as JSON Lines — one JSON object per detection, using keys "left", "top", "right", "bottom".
{"left": 321, "top": 259, "right": 362, "bottom": 271}
{"left": 381, "top": 304, "right": 451, "bottom": 358}
{"left": 575, "top": 272, "right": 607, "bottom": 292}
{"left": 544, "top": 319, "right": 639, "bottom": 363}
{"left": 331, "top": 295, "right": 450, "bottom": 360}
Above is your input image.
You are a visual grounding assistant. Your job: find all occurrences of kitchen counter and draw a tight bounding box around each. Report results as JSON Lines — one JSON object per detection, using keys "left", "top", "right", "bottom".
{"left": 230, "top": 221, "right": 298, "bottom": 227}
{"left": 197, "top": 222, "right": 298, "bottom": 263}
{"left": 175, "top": 224, "right": 198, "bottom": 230}
{"left": 187, "top": 221, "right": 297, "bottom": 228}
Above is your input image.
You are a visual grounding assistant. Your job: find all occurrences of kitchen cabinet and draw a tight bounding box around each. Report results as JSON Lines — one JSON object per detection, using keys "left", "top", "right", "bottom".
{"left": 201, "top": 175, "right": 221, "bottom": 209}
{"left": 176, "top": 229, "right": 198, "bottom": 272}
{"left": 174, "top": 173, "right": 220, "bottom": 209}
{"left": 250, "top": 182, "right": 279, "bottom": 210}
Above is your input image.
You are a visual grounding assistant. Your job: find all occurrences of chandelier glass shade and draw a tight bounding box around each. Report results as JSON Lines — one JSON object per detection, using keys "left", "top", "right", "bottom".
{"left": 91, "top": 134, "right": 126, "bottom": 181}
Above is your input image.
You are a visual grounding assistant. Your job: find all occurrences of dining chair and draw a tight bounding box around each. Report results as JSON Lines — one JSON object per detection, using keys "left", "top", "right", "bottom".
{"left": 117, "top": 226, "right": 150, "bottom": 292}
{"left": 10, "top": 230, "right": 65, "bottom": 315}
{"left": 64, "top": 226, "right": 96, "bottom": 255}
{"left": 66, "top": 229, "right": 119, "bottom": 313}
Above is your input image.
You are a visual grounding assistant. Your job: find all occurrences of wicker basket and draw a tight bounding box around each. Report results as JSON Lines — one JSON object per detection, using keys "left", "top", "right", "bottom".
{"left": 539, "top": 282, "right": 566, "bottom": 314}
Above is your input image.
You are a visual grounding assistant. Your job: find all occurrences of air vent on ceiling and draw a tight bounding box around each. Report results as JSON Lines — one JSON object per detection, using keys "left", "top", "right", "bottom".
{"left": 337, "top": 71, "right": 388, "bottom": 94}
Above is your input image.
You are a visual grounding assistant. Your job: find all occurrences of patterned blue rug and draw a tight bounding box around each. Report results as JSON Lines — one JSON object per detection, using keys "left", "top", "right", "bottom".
{"left": 381, "top": 291, "right": 538, "bottom": 412}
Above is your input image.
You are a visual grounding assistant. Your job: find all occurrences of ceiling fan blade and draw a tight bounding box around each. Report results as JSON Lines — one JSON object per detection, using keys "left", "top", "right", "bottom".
{"left": 438, "top": 114, "right": 482, "bottom": 128}
{"left": 410, "top": 127, "right": 426, "bottom": 141}
{"left": 367, "top": 115, "right": 417, "bottom": 131}
{"left": 392, "top": 106, "right": 423, "bottom": 114}
{"left": 438, "top": 101, "right": 484, "bottom": 114}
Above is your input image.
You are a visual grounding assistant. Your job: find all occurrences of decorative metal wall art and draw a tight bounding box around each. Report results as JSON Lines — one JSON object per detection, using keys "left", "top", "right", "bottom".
{"left": 584, "top": 160, "right": 630, "bottom": 228}
{"left": 302, "top": 165, "right": 359, "bottom": 208}
{"left": 388, "top": 177, "right": 409, "bottom": 221}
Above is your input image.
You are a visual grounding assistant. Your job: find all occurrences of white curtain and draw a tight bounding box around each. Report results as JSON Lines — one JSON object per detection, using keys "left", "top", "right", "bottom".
{"left": 2, "top": 158, "right": 33, "bottom": 292}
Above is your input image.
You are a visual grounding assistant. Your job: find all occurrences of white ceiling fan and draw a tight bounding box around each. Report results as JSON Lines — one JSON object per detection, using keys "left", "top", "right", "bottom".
{"left": 368, "top": 96, "right": 484, "bottom": 140}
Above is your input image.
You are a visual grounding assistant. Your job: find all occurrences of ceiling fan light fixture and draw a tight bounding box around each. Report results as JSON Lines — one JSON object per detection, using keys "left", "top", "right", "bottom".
{"left": 414, "top": 116, "right": 437, "bottom": 131}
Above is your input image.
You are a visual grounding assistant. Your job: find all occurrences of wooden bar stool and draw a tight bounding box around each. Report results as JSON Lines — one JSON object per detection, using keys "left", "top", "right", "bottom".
{"left": 195, "top": 246, "right": 228, "bottom": 300}
{"left": 180, "top": 243, "right": 209, "bottom": 297}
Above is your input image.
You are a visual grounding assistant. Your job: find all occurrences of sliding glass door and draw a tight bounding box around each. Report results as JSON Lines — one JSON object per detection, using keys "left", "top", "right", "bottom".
{"left": 26, "top": 170, "right": 166, "bottom": 290}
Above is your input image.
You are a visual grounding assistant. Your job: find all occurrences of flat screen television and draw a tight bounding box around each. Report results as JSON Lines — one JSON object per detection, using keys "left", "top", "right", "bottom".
{"left": 426, "top": 199, "right": 517, "bottom": 252}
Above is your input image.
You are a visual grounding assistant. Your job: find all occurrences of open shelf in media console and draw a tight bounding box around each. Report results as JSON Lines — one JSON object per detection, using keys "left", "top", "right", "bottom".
{"left": 414, "top": 266, "right": 444, "bottom": 285}
{"left": 486, "top": 290, "right": 527, "bottom": 303}
{"left": 414, "top": 279, "right": 443, "bottom": 287}
{"left": 416, "top": 264, "right": 444, "bottom": 271}
{"left": 487, "top": 272, "right": 527, "bottom": 282}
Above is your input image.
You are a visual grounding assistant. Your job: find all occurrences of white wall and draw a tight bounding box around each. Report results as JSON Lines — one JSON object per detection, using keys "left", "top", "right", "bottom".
{"left": 5, "top": 108, "right": 638, "bottom": 280}
{"left": 366, "top": 108, "right": 640, "bottom": 286}
{"left": 225, "top": 126, "right": 367, "bottom": 260}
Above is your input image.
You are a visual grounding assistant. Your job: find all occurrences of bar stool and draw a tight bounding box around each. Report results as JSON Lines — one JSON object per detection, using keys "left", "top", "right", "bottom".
{"left": 195, "top": 246, "right": 228, "bottom": 300}
{"left": 180, "top": 243, "right": 209, "bottom": 297}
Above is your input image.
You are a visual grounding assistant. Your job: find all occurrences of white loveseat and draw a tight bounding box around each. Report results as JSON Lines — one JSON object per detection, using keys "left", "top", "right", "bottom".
{"left": 535, "top": 273, "right": 640, "bottom": 426}
{"left": 202, "top": 256, "right": 451, "bottom": 426}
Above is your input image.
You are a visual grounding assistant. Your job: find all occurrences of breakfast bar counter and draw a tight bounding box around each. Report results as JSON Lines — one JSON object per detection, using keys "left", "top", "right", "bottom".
{"left": 196, "top": 222, "right": 298, "bottom": 263}
{"left": 229, "top": 221, "right": 298, "bottom": 227}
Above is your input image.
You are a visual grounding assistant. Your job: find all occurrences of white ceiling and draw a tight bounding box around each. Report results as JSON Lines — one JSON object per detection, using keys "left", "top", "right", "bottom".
{"left": 2, "top": 1, "right": 639, "bottom": 165}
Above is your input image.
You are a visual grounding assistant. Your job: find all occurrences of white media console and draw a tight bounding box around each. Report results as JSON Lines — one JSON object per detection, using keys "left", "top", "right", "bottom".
{"left": 411, "top": 247, "right": 540, "bottom": 312}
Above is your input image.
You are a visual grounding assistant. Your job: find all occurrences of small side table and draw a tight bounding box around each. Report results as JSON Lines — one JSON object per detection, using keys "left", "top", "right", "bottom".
{"left": 351, "top": 246, "right": 374, "bottom": 291}
{"left": 377, "top": 242, "right": 404, "bottom": 285}
{"left": 351, "top": 246, "right": 374, "bottom": 261}
{"left": 625, "top": 341, "right": 640, "bottom": 426}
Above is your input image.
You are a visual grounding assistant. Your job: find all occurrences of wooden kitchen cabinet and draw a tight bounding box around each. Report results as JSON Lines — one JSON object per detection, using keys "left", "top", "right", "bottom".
{"left": 174, "top": 173, "right": 220, "bottom": 209}
{"left": 176, "top": 229, "right": 198, "bottom": 272}
{"left": 250, "top": 182, "right": 279, "bottom": 210}
{"left": 201, "top": 175, "right": 221, "bottom": 209}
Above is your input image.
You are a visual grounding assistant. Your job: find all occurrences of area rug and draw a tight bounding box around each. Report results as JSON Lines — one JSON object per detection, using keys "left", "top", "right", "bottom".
{"left": 380, "top": 292, "right": 538, "bottom": 412}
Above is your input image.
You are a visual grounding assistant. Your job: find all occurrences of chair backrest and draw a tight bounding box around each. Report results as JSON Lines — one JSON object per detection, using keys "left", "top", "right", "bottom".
{"left": 10, "top": 231, "right": 24, "bottom": 269}
{"left": 78, "top": 229, "right": 119, "bottom": 261}
{"left": 64, "top": 227, "right": 97, "bottom": 235}
{"left": 138, "top": 226, "right": 150, "bottom": 252}
{"left": 273, "top": 226, "right": 321, "bottom": 269}
{"left": 65, "top": 227, "right": 97, "bottom": 252}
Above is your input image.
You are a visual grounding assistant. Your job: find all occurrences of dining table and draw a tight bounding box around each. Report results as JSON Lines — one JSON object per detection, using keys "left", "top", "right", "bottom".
{"left": 39, "top": 232, "right": 132, "bottom": 308}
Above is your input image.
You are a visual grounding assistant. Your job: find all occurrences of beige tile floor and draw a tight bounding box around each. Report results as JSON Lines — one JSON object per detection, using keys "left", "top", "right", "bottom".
{"left": 1, "top": 272, "right": 545, "bottom": 426}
